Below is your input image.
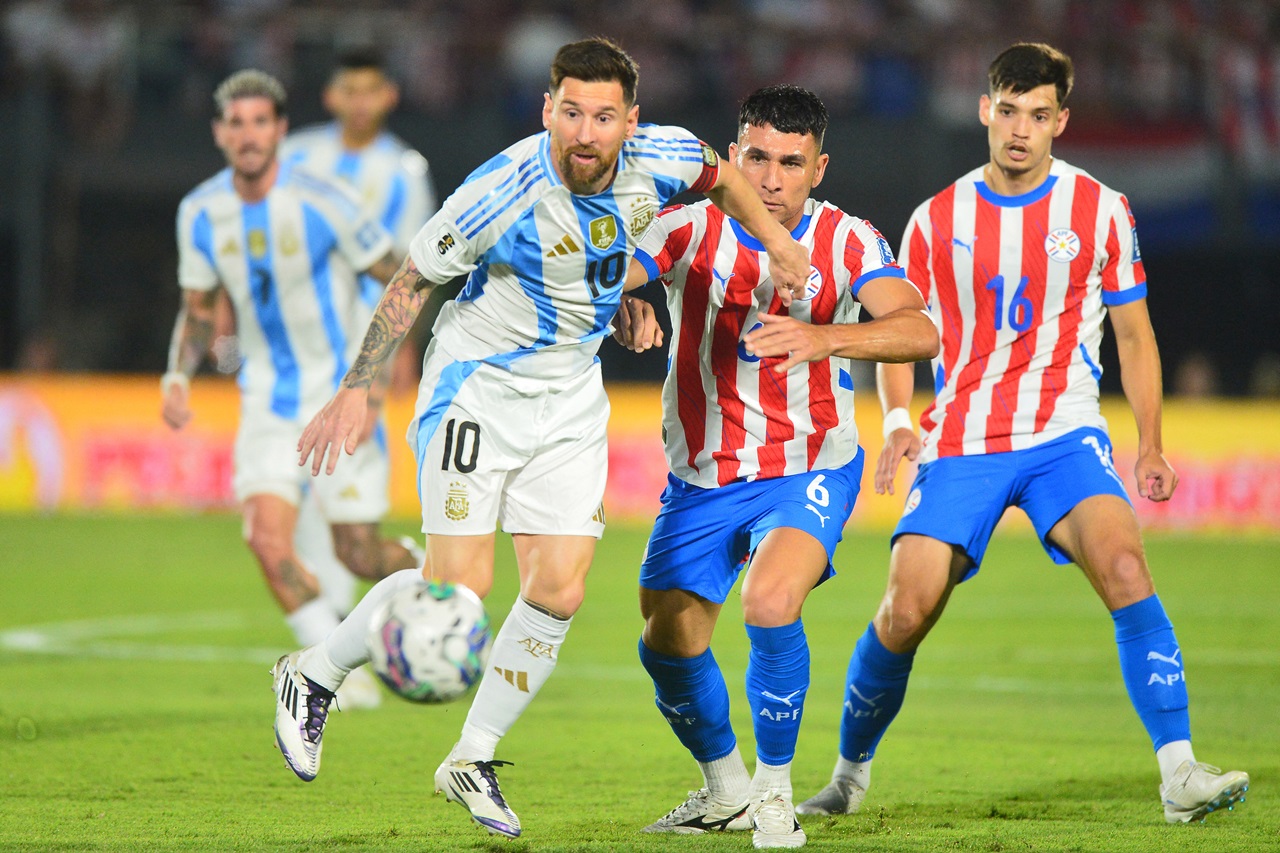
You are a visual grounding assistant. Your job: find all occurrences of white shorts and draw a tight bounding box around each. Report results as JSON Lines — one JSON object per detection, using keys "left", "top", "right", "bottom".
{"left": 233, "top": 406, "right": 390, "bottom": 523}
{"left": 408, "top": 355, "right": 609, "bottom": 537}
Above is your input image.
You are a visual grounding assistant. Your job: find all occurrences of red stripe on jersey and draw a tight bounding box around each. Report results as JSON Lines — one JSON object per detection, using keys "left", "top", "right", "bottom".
{"left": 710, "top": 237, "right": 760, "bottom": 485}
{"left": 654, "top": 220, "right": 694, "bottom": 277}
{"left": 939, "top": 189, "right": 1000, "bottom": 456}
{"left": 1121, "top": 196, "right": 1146, "bottom": 285}
{"left": 919, "top": 186, "right": 957, "bottom": 435}
{"left": 984, "top": 193, "right": 1051, "bottom": 453}
{"left": 805, "top": 209, "right": 842, "bottom": 467}
{"left": 673, "top": 209, "right": 722, "bottom": 473}
{"left": 1035, "top": 175, "right": 1099, "bottom": 431}
{"left": 904, "top": 217, "right": 933, "bottom": 303}
{"left": 1100, "top": 207, "right": 1122, "bottom": 295}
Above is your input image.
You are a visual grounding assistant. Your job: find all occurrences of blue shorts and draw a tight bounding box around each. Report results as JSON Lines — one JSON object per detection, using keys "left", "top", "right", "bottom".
{"left": 893, "top": 427, "right": 1130, "bottom": 580}
{"left": 640, "top": 450, "right": 865, "bottom": 604}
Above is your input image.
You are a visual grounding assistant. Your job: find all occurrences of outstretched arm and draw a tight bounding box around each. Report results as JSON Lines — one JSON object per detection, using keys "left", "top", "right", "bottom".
{"left": 298, "top": 255, "right": 436, "bottom": 474}
{"left": 161, "top": 288, "right": 219, "bottom": 430}
{"left": 1110, "top": 298, "right": 1177, "bottom": 502}
{"left": 705, "top": 158, "right": 809, "bottom": 305}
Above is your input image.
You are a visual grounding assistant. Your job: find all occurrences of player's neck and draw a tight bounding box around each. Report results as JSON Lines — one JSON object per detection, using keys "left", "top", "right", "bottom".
{"left": 983, "top": 157, "right": 1053, "bottom": 197}
{"left": 340, "top": 125, "right": 380, "bottom": 150}
{"left": 233, "top": 158, "right": 280, "bottom": 203}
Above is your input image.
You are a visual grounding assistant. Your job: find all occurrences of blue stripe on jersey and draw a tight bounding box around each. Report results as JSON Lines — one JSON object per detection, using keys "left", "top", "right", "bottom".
{"left": 288, "top": 169, "right": 364, "bottom": 221}
{"left": 302, "top": 203, "right": 350, "bottom": 390}
{"left": 1078, "top": 343, "right": 1103, "bottom": 383}
{"left": 384, "top": 172, "right": 407, "bottom": 233}
{"left": 569, "top": 193, "right": 629, "bottom": 334}
{"left": 729, "top": 214, "right": 812, "bottom": 252}
{"left": 651, "top": 173, "right": 688, "bottom": 205}
{"left": 413, "top": 360, "right": 482, "bottom": 503}
{"left": 242, "top": 201, "right": 300, "bottom": 418}
{"left": 357, "top": 274, "right": 382, "bottom": 307}
{"left": 629, "top": 128, "right": 702, "bottom": 152}
{"left": 459, "top": 157, "right": 546, "bottom": 240}
{"left": 457, "top": 154, "right": 542, "bottom": 234}
{"left": 495, "top": 214, "right": 558, "bottom": 346}
{"left": 457, "top": 263, "right": 489, "bottom": 303}
{"left": 839, "top": 368, "right": 854, "bottom": 390}
{"left": 191, "top": 209, "right": 216, "bottom": 270}
{"left": 462, "top": 153, "right": 512, "bottom": 186}
{"left": 335, "top": 151, "right": 360, "bottom": 184}
{"left": 1101, "top": 281, "right": 1147, "bottom": 305}
{"left": 626, "top": 150, "right": 704, "bottom": 164}
{"left": 851, "top": 266, "right": 907, "bottom": 297}
{"left": 539, "top": 135, "right": 562, "bottom": 187}
{"left": 975, "top": 175, "right": 1059, "bottom": 208}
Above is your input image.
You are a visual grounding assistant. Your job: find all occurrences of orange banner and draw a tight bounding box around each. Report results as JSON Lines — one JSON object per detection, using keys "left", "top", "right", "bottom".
{"left": 1, "top": 375, "right": 1277, "bottom": 532}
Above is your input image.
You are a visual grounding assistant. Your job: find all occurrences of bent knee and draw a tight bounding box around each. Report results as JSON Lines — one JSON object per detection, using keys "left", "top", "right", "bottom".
{"left": 1096, "top": 548, "right": 1154, "bottom": 607}
{"left": 874, "top": 595, "right": 940, "bottom": 651}
{"left": 741, "top": 587, "right": 803, "bottom": 628}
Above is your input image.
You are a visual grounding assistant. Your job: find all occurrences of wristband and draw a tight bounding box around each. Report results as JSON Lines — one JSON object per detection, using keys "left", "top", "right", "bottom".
{"left": 161, "top": 371, "right": 190, "bottom": 393}
{"left": 881, "top": 406, "right": 913, "bottom": 440}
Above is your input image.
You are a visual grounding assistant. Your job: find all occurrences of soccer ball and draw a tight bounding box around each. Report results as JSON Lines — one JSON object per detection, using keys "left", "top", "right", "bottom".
{"left": 365, "top": 579, "right": 492, "bottom": 703}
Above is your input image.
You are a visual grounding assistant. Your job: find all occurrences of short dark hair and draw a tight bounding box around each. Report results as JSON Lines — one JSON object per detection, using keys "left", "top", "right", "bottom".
{"left": 334, "top": 46, "right": 387, "bottom": 76}
{"left": 549, "top": 37, "right": 639, "bottom": 106}
{"left": 738, "top": 85, "right": 829, "bottom": 151}
{"left": 214, "top": 69, "right": 287, "bottom": 118}
{"left": 988, "top": 43, "right": 1074, "bottom": 107}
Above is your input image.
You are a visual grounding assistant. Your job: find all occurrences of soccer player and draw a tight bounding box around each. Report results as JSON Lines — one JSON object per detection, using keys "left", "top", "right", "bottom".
{"left": 795, "top": 43, "right": 1250, "bottom": 825}
{"left": 275, "top": 38, "right": 812, "bottom": 839}
{"left": 161, "top": 70, "right": 421, "bottom": 706}
{"left": 629, "top": 85, "right": 938, "bottom": 849}
{"left": 279, "top": 47, "right": 438, "bottom": 641}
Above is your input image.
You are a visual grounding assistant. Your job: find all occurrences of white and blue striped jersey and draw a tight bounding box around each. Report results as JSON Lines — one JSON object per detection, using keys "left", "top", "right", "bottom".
{"left": 176, "top": 161, "right": 394, "bottom": 419}
{"left": 281, "top": 122, "right": 437, "bottom": 312}
{"left": 407, "top": 123, "right": 719, "bottom": 379}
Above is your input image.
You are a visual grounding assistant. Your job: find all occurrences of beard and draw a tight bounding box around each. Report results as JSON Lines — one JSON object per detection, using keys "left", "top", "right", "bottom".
{"left": 557, "top": 144, "right": 618, "bottom": 194}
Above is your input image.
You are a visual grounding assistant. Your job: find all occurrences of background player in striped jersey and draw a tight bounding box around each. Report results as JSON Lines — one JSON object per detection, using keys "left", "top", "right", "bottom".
{"left": 278, "top": 48, "right": 439, "bottom": 679}
{"left": 278, "top": 39, "right": 812, "bottom": 839}
{"left": 797, "top": 43, "right": 1249, "bottom": 825}
{"left": 628, "top": 85, "right": 938, "bottom": 848}
{"left": 161, "top": 71, "right": 423, "bottom": 705}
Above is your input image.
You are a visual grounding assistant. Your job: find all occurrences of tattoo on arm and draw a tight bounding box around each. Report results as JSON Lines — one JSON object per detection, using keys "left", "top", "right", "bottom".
{"left": 171, "top": 289, "right": 218, "bottom": 375}
{"left": 344, "top": 258, "right": 433, "bottom": 389}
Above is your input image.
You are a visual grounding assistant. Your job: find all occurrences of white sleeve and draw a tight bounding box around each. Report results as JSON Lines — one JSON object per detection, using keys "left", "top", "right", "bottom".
{"left": 176, "top": 199, "right": 219, "bottom": 292}
{"left": 393, "top": 149, "right": 438, "bottom": 255}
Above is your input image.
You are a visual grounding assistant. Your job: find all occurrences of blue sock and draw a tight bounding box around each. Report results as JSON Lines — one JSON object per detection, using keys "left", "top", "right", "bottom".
{"left": 638, "top": 638, "right": 737, "bottom": 762}
{"left": 1112, "top": 594, "right": 1191, "bottom": 750}
{"left": 838, "top": 623, "right": 914, "bottom": 763}
{"left": 745, "top": 621, "right": 808, "bottom": 766}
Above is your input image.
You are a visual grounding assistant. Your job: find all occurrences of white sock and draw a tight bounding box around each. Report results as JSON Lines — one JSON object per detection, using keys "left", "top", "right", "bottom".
{"left": 698, "top": 747, "right": 751, "bottom": 804}
{"left": 294, "top": 491, "right": 357, "bottom": 616}
{"left": 1156, "top": 740, "right": 1196, "bottom": 785}
{"left": 299, "top": 568, "right": 423, "bottom": 691}
{"left": 453, "top": 596, "right": 571, "bottom": 762}
{"left": 750, "top": 760, "right": 792, "bottom": 801}
{"left": 834, "top": 755, "right": 872, "bottom": 791}
{"left": 284, "top": 597, "right": 340, "bottom": 647}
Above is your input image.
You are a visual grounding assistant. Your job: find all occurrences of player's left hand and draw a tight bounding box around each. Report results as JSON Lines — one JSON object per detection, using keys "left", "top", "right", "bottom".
{"left": 743, "top": 312, "right": 833, "bottom": 372}
{"left": 1134, "top": 449, "right": 1178, "bottom": 502}
{"left": 612, "top": 295, "right": 665, "bottom": 352}
{"left": 298, "top": 386, "right": 369, "bottom": 475}
{"left": 765, "top": 239, "right": 811, "bottom": 307}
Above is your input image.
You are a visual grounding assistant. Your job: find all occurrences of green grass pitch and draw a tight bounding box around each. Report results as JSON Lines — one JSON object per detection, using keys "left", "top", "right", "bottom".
{"left": 1, "top": 514, "right": 1276, "bottom": 851}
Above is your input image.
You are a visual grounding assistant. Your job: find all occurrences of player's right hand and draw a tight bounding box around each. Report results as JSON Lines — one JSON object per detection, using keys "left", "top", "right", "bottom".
{"left": 612, "top": 295, "right": 665, "bottom": 352}
{"left": 298, "top": 386, "right": 369, "bottom": 475}
{"left": 161, "top": 382, "right": 191, "bottom": 431}
{"left": 766, "top": 238, "right": 811, "bottom": 307}
{"left": 874, "top": 428, "right": 921, "bottom": 495}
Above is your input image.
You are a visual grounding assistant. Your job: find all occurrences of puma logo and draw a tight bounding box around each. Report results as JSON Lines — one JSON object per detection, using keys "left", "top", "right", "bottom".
{"left": 848, "top": 685, "right": 885, "bottom": 707}
{"left": 1146, "top": 649, "right": 1182, "bottom": 667}
{"left": 952, "top": 236, "right": 977, "bottom": 257}
{"left": 761, "top": 689, "right": 802, "bottom": 708}
{"left": 656, "top": 698, "right": 692, "bottom": 716}
{"left": 805, "top": 504, "right": 829, "bottom": 528}
{"left": 711, "top": 267, "right": 735, "bottom": 289}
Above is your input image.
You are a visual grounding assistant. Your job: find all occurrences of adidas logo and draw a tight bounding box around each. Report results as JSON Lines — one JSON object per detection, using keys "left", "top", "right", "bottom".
{"left": 450, "top": 770, "right": 482, "bottom": 794}
{"left": 494, "top": 667, "right": 529, "bottom": 692}
{"left": 280, "top": 674, "right": 300, "bottom": 719}
{"left": 339, "top": 485, "right": 360, "bottom": 500}
{"left": 545, "top": 233, "right": 582, "bottom": 258}
{"left": 591, "top": 503, "right": 606, "bottom": 525}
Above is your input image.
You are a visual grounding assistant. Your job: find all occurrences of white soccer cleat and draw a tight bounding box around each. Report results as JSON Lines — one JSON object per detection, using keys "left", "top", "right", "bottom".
{"left": 642, "top": 787, "right": 753, "bottom": 834}
{"left": 752, "top": 792, "right": 806, "bottom": 849}
{"left": 271, "top": 651, "right": 335, "bottom": 782}
{"left": 434, "top": 757, "right": 521, "bottom": 838}
{"left": 795, "top": 777, "right": 867, "bottom": 816}
{"left": 1160, "top": 760, "right": 1249, "bottom": 824}
{"left": 335, "top": 664, "right": 382, "bottom": 710}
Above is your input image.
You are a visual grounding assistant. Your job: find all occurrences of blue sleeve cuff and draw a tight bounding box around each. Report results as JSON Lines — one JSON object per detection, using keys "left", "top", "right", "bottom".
{"left": 634, "top": 248, "right": 662, "bottom": 284}
{"left": 1102, "top": 281, "right": 1147, "bottom": 306}
{"left": 851, "top": 265, "right": 907, "bottom": 298}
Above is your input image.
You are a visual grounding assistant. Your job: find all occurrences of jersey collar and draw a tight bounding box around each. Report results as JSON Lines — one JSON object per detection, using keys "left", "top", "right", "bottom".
{"left": 728, "top": 212, "right": 812, "bottom": 251}
{"left": 974, "top": 160, "right": 1059, "bottom": 207}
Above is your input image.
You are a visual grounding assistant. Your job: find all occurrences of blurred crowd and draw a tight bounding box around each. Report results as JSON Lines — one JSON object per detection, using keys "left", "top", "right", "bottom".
{"left": 3, "top": 0, "right": 1280, "bottom": 396}
{"left": 4, "top": 0, "right": 1280, "bottom": 169}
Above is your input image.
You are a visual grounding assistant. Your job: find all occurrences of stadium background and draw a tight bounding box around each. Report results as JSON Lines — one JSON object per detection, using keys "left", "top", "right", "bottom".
{"left": 1, "top": 0, "right": 1278, "bottom": 528}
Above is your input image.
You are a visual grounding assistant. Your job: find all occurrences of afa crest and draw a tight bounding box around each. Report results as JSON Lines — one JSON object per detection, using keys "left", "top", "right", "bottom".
{"left": 247, "top": 229, "right": 268, "bottom": 259}
{"left": 629, "top": 196, "right": 655, "bottom": 238}
{"left": 589, "top": 215, "right": 619, "bottom": 251}
{"left": 444, "top": 480, "right": 470, "bottom": 522}
{"left": 278, "top": 227, "right": 300, "bottom": 257}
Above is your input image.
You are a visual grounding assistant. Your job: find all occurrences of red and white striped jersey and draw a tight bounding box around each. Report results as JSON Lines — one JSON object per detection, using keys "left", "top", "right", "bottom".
{"left": 899, "top": 158, "right": 1147, "bottom": 464}
{"left": 634, "top": 197, "right": 909, "bottom": 488}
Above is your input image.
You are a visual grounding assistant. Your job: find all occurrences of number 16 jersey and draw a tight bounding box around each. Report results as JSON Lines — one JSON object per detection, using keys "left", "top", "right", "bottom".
{"left": 899, "top": 158, "right": 1147, "bottom": 465}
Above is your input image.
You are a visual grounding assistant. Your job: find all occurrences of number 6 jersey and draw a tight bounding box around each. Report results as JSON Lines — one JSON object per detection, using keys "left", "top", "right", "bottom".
{"left": 899, "top": 158, "right": 1147, "bottom": 464}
